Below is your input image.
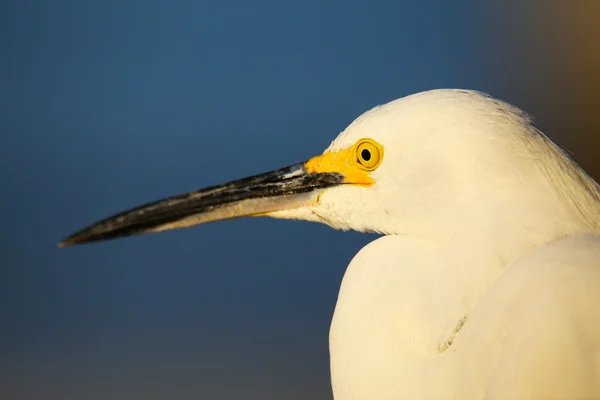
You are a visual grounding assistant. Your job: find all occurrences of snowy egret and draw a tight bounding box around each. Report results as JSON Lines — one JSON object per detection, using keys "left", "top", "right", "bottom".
{"left": 61, "top": 90, "right": 600, "bottom": 399}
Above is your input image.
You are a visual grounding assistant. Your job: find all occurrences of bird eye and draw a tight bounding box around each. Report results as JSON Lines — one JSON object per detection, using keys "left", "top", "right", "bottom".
{"left": 356, "top": 140, "right": 383, "bottom": 170}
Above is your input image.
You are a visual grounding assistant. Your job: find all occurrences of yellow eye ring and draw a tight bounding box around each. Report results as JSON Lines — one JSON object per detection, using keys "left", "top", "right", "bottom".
{"left": 355, "top": 139, "right": 383, "bottom": 170}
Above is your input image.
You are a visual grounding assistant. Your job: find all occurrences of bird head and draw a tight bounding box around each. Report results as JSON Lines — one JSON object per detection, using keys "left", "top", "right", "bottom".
{"left": 60, "top": 90, "right": 599, "bottom": 247}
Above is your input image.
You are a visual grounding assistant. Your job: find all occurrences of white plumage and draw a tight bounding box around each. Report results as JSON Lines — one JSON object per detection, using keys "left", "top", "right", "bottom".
{"left": 321, "top": 90, "right": 600, "bottom": 399}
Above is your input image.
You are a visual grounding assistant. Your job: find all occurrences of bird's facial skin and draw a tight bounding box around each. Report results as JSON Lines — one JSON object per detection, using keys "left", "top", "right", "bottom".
{"left": 59, "top": 138, "right": 385, "bottom": 247}
{"left": 305, "top": 138, "right": 384, "bottom": 187}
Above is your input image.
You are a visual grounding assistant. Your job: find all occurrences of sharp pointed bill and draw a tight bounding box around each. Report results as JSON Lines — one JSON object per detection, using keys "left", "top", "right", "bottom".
{"left": 59, "top": 162, "right": 343, "bottom": 246}
{"left": 60, "top": 137, "right": 384, "bottom": 247}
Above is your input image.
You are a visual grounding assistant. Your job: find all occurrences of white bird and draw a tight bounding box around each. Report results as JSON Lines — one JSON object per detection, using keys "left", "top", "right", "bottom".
{"left": 61, "top": 89, "right": 600, "bottom": 399}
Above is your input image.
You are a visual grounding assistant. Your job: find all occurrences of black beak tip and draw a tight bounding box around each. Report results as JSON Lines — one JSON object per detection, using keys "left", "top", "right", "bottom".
{"left": 58, "top": 227, "right": 109, "bottom": 248}
{"left": 58, "top": 234, "right": 84, "bottom": 248}
{"left": 59, "top": 224, "right": 152, "bottom": 248}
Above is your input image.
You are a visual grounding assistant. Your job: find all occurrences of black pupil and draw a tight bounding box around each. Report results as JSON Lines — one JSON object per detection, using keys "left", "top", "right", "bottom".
{"left": 361, "top": 148, "right": 371, "bottom": 161}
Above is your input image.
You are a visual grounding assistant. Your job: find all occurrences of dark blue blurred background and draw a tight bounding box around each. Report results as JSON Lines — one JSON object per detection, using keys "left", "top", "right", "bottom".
{"left": 1, "top": 1, "right": 599, "bottom": 398}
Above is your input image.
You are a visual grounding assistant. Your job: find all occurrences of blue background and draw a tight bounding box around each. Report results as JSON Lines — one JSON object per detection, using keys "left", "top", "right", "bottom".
{"left": 2, "top": 1, "right": 599, "bottom": 398}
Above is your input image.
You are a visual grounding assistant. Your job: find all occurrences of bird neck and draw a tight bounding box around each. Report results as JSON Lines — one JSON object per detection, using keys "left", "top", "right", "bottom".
{"left": 397, "top": 128, "right": 600, "bottom": 268}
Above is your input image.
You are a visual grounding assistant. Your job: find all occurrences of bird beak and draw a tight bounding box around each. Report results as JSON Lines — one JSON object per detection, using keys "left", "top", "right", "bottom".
{"left": 59, "top": 161, "right": 346, "bottom": 246}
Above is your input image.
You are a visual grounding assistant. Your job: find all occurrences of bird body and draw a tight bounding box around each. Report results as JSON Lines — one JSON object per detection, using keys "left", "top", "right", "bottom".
{"left": 331, "top": 233, "right": 600, "bottom": 399}
{"left": 61, "top": 89, "right": 600, "bottom": 399}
